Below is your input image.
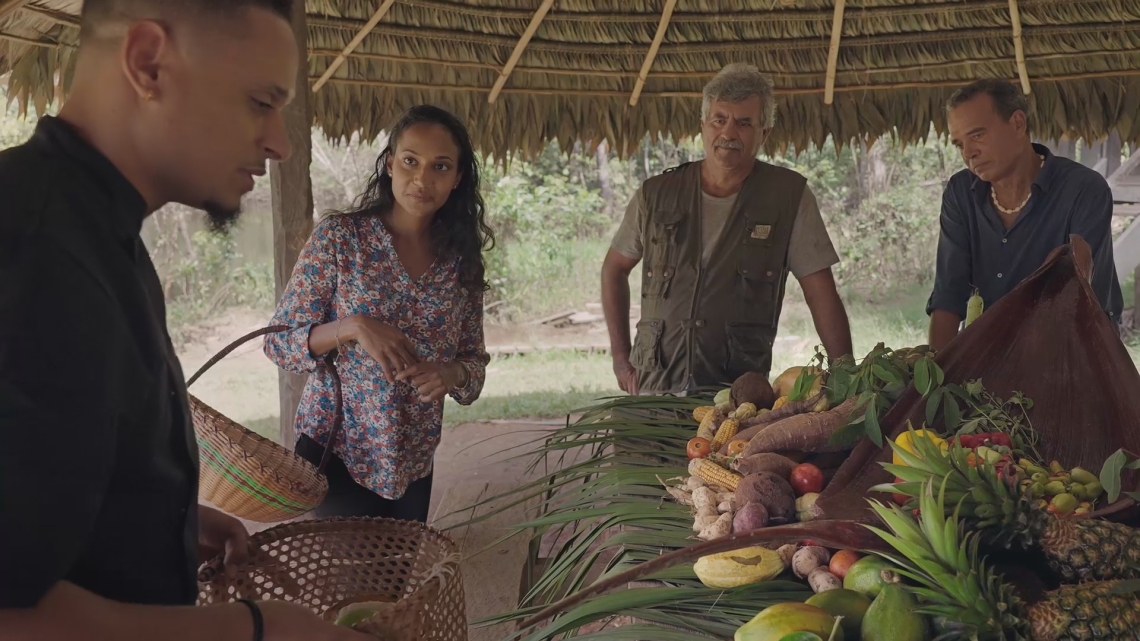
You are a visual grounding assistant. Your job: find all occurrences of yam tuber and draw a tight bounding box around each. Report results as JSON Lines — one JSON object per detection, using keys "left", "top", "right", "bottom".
{"left": 731, "top": 452, "right": 798, "bottom": 479}
{"left": 685, "top": 476, "right": 707, "bottom": 492}
{"left": 697, "top": 512, "right": 733, "bottom": 541}
{"left": 693, "top": 514, "right": 719, "bottom": 532}
{"left": 777, "top": 543, "right": 798, "bottom": 567}
{"left": 666, "top": 486, "right": 693, "bottom": 506}
{"left": 807, "top": 567, "right": 842, "bottom": 593}
{"left": 741, "top": 396, "right": 859, "bottom": 457}
{"left": 792, "top": 546, "right": 831, "bottom": 579}
{"left": 692, "top": 486, "right": 717, "bottom": 512}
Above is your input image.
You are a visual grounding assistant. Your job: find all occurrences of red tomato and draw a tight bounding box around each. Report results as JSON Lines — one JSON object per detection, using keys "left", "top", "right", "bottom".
{"left": 790, "top": 463, "right": 825, "bottom": 496}
{"left": 686, "top": 437, "right": 711, "bottom": 460}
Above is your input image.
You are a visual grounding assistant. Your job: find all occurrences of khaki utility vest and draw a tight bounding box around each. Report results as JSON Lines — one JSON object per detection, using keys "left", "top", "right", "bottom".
{"left": 630, "top": 160, "right": 805, "bottom": 393}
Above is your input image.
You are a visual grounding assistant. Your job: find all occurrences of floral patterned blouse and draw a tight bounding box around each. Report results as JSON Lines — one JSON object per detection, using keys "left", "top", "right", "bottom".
{"left": 263, "top": 213, "right": 488, "bottom": 499}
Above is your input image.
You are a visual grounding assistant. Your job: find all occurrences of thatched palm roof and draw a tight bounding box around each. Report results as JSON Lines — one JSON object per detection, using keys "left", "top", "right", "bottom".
{"left": 2, "top": 0, "right": 1139, "bottom": 158}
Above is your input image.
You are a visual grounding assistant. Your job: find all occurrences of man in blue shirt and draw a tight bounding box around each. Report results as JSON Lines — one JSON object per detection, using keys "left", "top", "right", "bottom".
{"left": 927, "top": 78, "right": 1122, "bottom": 351}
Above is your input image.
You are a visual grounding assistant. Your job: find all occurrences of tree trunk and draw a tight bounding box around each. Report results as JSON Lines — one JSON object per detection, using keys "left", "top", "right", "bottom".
{"left": 853, "top": 139, "right": 889, "bottom": 208}
{"left": 596, "top": 139, "right": 614, "bottom": 216}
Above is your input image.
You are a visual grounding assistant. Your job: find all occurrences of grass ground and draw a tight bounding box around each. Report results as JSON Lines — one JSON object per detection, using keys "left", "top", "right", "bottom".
{"left": 180, "top": 281, "right": 1140, "bottom": 441}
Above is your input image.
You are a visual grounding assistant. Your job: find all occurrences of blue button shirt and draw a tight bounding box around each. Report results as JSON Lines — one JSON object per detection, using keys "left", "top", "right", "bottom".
{"left": 927, "top": 143, "right": 1122, "bottom": 326}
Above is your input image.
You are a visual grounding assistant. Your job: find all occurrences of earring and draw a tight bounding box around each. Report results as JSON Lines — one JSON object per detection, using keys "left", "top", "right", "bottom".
{"left": 145, "top": 91, "right": 154, "bottom": 102}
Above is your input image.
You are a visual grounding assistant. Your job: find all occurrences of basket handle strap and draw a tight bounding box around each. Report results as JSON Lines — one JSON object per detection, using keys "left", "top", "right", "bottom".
{"left": 183, "top": 322, "right": 345, "bottom": 476}
{"left": 185, "top": 324, "right": 292, "bottom": 388}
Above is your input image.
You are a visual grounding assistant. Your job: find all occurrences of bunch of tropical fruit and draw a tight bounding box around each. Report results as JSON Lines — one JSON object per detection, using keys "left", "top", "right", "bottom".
{"left": 727, "top": 427, "right": 1140, "bottom": 640}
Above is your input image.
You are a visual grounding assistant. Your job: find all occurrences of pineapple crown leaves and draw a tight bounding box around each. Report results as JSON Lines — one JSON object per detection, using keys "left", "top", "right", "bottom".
{"left": 864, "top": 477, "right": 1030, "bottom": 641}
{"left": 871, "top": 425, "right": 1036, "bottom": 546}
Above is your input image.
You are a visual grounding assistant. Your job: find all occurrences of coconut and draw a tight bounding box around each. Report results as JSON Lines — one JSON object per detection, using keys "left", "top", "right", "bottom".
{"left": 731, "top": 371, "right": 776, "bottom": 410}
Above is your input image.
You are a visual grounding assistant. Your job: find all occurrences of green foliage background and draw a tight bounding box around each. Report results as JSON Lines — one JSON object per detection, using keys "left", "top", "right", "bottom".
{"left": 2, "top": 84, "right": 957, "bottom": 335}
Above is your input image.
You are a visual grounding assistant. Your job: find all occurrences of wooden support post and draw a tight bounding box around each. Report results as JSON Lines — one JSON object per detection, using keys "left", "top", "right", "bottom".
{"left": 1008, "top": 0, "right": 1030, "bottom": 94}
{"left": 271, "top": 0, "right": 314, "bottom": 447}
{"left": 488, "top": 0, "right": 554, "bottom": 105}
{"left": 630, "top": 0, "right": 678, "bottom": 107}
{"left": 824, "top": 0, "right": 847, "bottom": 105}
{"left": 1105, "top": 130, "right": 1123, "bottom": 178}
{"left": 311, "top": 0, "right": 398, "bottom": 93}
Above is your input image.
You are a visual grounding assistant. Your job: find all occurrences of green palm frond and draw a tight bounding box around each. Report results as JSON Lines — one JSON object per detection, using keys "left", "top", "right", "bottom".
{"left": 444, "top": 391, "right": 817, "bottom": 638}
{"left": 864, "top": 477, "right": 1030, "bottom": 641}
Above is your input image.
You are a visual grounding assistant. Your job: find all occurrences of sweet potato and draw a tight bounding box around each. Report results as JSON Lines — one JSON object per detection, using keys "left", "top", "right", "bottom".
{"left": 731, "top": 452, "right": 798, "bottom": 479}
{"left": 721, "top": 392, "right": 826, "bottom": 452}
{"left": 741, "top": 397, "right": 859, "bottom": 457}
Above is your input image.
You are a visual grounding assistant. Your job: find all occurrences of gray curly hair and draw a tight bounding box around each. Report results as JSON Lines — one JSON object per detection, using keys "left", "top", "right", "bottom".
{"left": 701, "top": 63, "right": 776, "bottom": 128}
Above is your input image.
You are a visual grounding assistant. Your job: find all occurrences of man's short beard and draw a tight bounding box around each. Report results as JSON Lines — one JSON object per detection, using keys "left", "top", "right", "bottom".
{"left": 203, "top": 201, "right": 241, "bottom": 235}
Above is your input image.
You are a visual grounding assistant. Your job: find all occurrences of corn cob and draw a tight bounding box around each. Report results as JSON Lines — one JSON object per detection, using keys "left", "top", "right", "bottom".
{"left": 692, "top": 406, "right": 714, "bottom": 423}
{"left": 734, "top": 403, "right": 758, "bottom": 420}
{"left": 697, "top": 412, "right": 719, "bottom": 440}
{"left": 688, "top": 457, "right": 742, "bottom": 492}
{"left": 710, "top": 418, "right": 739, "bottom": 452}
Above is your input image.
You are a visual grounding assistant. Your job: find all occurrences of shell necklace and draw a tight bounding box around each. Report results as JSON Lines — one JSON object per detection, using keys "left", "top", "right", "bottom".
{"left": 990, "top": 154, "right": 1045, "bottom": 216}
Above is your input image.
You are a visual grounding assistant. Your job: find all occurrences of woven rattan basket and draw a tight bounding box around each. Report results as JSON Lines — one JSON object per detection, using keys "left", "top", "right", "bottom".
{"left": 187, "top": 325, "right": 344, "bottom": 523}
{"left": 197, "top": 518, "right": 468, "bottom": 640}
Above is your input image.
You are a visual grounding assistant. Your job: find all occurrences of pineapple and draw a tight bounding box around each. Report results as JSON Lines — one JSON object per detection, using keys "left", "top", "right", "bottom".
{"left": 878, "top": 428, "right": 1140, "bottom": 583}
{"left": 866, "top": 479, "right": 1140, "bottom": 640}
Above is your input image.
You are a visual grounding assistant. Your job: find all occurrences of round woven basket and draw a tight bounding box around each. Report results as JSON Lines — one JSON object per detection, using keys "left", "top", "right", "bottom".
{"left": 187, "top": 325, "right": 341, "bottom": 523}
{"left": 197, "top": 518, "right": 468, "bottom": 641}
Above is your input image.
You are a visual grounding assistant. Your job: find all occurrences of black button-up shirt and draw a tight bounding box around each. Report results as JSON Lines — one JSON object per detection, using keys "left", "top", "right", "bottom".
{"left": 927, "top": 143, "right": 1123, "bottom": 325}
{"left": 0, "top": 117, "right": 200, "bottom": 607}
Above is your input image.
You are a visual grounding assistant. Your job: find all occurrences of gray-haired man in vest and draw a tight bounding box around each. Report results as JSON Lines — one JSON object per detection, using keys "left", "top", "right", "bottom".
{"left": 602, "top": 63, "right": 853, "bottom": 396}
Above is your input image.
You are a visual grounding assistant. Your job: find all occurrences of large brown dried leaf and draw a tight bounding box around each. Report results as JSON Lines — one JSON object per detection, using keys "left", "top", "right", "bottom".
{"left": 818, "top": 235, "right": 1140, "bottom": 522}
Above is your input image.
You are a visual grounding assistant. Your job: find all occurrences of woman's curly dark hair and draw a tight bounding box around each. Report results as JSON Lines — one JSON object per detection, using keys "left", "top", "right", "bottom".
{"left": 345, "top": 105, "right": 495, "bottom": 291}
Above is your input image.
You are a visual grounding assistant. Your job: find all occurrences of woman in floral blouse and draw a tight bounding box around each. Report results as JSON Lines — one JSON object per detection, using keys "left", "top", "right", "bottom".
{"left": 264, "top": 105, "right": 493, "bottom": 522}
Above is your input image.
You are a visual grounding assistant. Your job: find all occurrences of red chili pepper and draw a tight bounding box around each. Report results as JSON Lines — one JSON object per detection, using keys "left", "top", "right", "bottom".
{"left": 990, "top": 433, "right": 1012, "bottom": 447}
{"left": 958, "top": 434, "right": 976, "bottom": 449}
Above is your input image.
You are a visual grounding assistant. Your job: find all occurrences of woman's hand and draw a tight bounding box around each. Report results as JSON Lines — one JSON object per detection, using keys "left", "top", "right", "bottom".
{"left": 197, "top": 505, "right": 249, "bottom": 580}
{"left": 395, "top": 361, "right": 468, "bottom": 403}
{"left": 347, "top": 315, "right": 420, "bottom": 383}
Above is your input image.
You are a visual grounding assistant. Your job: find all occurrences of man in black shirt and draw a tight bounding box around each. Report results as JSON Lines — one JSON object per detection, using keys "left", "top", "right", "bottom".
{"left": 0, "top": 2, "right": 367, "bottom": 640}
{"left": 927, "top": 78, "right": 1122, "bottom": 350}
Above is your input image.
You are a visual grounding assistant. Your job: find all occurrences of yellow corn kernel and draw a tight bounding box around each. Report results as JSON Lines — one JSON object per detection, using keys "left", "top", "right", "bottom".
{"left": 693, "top": 406, "right": 715, "bottom": 423}
{"left": 711, "top": 418, "right": 739, "bottom": 452}
{"left": 688, "top": 457, "right": 742, "bottom": 492}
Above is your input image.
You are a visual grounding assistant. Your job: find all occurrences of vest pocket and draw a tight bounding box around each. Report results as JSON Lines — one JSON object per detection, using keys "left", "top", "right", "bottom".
{"left": 643, "top": 210, "right": 685, "bottom": 300}
{"left": 737, "top": 260, "right": 782, "bottom": 321}
{"left": 629, "top": 319, "right": 665, "bottom": 372}
{"left": 723, "top": 322, "right": 775, "bottom": 378}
